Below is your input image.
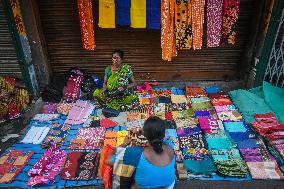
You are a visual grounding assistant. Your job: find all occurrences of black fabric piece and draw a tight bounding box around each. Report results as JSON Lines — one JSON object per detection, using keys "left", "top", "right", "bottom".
{"left": 102, "top": 108, "right": 120, "bottom": 118}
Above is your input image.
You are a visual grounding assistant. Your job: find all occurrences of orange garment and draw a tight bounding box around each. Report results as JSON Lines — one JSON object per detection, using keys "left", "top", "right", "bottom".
{"left": 104, "top": 131, "right": 117, "bottom": 147}
{"left": 175, "top": 0, "right": 192, "bottom": 50}
{"left": 191, "top": 0, "right": 205, "bottom": 50}
{"left": 99, "top": 145, "right": 114, "bottom": 189}
{"left": 161, "top": 0, "right": 177, "bottom": 61}
{"left": 77, "top": 0, "right": 96, "bottom": 50}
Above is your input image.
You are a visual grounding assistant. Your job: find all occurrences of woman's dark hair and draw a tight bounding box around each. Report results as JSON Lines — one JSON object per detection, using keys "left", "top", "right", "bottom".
{"left": 143, "top": 116, "right": 166, "bottom": 154}
{"left": 112, "top": 49, "right": 124, "bottom": 60}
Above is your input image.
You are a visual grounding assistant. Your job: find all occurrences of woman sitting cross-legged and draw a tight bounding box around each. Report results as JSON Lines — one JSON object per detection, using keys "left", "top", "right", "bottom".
{"left": 93, "top": 49, "right": 138, "bottom": 111}
{"left": 106, "top": 116, "right": 176, "bottom": 189}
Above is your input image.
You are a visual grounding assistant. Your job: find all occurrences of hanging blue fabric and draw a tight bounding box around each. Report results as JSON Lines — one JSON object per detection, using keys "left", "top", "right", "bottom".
{"left": 146, "top": 0, "right": 161, "bottom": 29}
{"left": 116, "top": 0, "right": 131, "bottom": 26}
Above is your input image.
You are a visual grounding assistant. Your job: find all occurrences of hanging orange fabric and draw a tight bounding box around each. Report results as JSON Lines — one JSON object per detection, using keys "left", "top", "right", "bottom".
{"left": 175, "top": 0, "right": 192, "bottom": 50}
{"left": 77, "top": 0, "right": 96, "bottom": 50}
{"left": 161, "top": 0, "right": 177, "bottom": 61}
{"left": 191, "top": 0, "right": 205, "bottom": 50}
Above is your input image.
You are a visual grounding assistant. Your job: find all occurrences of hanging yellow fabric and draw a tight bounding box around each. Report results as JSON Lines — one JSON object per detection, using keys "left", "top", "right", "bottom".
{"left": 98, "top": 0, "right": 115, "bottom": 28}
{"left": 130, "top": 0, "right": 146, "bottom": 28}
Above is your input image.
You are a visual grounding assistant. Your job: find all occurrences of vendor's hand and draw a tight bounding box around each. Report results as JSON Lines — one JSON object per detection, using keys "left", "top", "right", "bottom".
{"left": 121, "top": 136, "right": 131, "bottom": 147}
{"left": 118, "top": 87, "right": 124, "bottom": 91}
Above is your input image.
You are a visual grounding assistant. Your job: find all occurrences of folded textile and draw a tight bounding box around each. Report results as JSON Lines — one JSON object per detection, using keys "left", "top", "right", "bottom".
{"left": 183, "top": 158, "right": 216, "bottom": 175}
{"left": 211, "top": 97, "right": 233, "bottom": 106}
{"left": 206, "top": 134, "right": 234, "bottom": 149}
{"left": 69, "top": 127, "right": 106, "bottom": 150}
{"left": 217, "top": 110, "right": 242, "bottom": 121}
{"left": 175, "top": 118, "right": 198, "bottom": 129}
{"left": 42, "top": 103, "right": 57, "bottom": 114}
{"left": 191, "top": 101, "right": 213, "bottom": 111}
{"left": 42, "top": 123, "right": 71, "bottom": 148}
{"left": 21, "top": 126, "right": 50, "bottom": 144}
{"left": 166, "top": 103, "right": 189, "bottom": 111}
{"left": 130, "top": 0, "right": 146, "bottom": 28}
{"left": 214, "top": 105, "right": 237, "bottom": 113}
{"left": 185, "top": 86, "right": 207, "bottom": 97}
{"left": 190, "top": 97, "right": 210, "bottom": 104}
{"left": 57, "top": 102, "right": 74, "bottom": 115}
{"left": 100, "top": 118, "right": 118, "bottom": 128}
{"left": 247, "top": 161, "right": 284, "bottom": 179}
{"left": 171, "top": 94, "right": 188, "bottom": 104}
{"left": 104, "top": 131, "right": 117, "bottom": 147}
{"left": 156, "top": 96, "right": 171, "bottom": 103}
{"left": 153, "top": 89, "right": 171, "bottom": 97}
{"left": 214, "top": 159, "right": 248, "bottom": 177}
{"left": 126, "top": 120, "right": 144, "bottom": 129}
{"left": 33, "top": 114, "right": 60, "bottom": 122}
{"left": 183, "top": 148, "right": 210, "bottom": 160}
{"left": 194, "top": 110, "right": 210, "bottom": 118}
{"left": 237, "top": 139, "right": 259, "bottom": 149}
{"left": 98, "top": 0, "right": 115, "bottom": 28}
{"left": 65, "top": 100, "right": 94, "bottom": 125}
{"left": 211, "top": 148, "right": 242, "bottom": 161}
{"left": 102, "top": 108, "right": 120, "bottom": 118}
{"left": 179, "top": 134, "right": 205, "bottom": 149}
{"left": 0, "top": 149, "right": 33, "bottom": 184}
{"left": 223, "top": 121, "right": 247, "bottom": 133}
{"left": 198, "top": 118, "right": 220, "bottom": 134}
{"left": 28, "top": 146, "right": 66, "bottom": 186}
{"left": 229, "top": 131, "right": 255, "bottom": 142}
{"left": 177, "top": 127, "right": 202, "bottom": 137}
{"left": 240, "top": 148, "right": 263, "bottom": 162}
{"left": 61, "top": 152, "right": 100, "bottom": 180}
{"left": 205, "top": 86, "right": 221, "bottom": 94}
{"left": 127, "top": 112, "right": 142, "bottom": 121}
{"left": 116, "top": 131, "right": 129, "bottom": 146}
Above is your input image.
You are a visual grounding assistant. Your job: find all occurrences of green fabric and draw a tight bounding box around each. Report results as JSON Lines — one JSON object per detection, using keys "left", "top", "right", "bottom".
{"left": 248, "top": 86, "right": 264, "bottom": 98}
{"left": 263, "top": 81, "right": 284, "bottom": 123}
{"left": 94, "top": 64, "right": 137, "bottom": 110}
{"left": 214, "top": 160, "right": 248, "bottom": 177}
{"left": 191, "top": 101, "right": 213, "bottom": 111}
{"left": 229, "top": 89, "right": 272, "bottom": 123}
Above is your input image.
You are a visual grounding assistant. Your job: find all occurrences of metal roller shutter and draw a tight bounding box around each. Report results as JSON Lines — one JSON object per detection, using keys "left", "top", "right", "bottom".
{"left": 37, "top": 0, "right": 254, "bottom": 81}
{"left": 0, "top": 1, "right": 21, "bottom": 78}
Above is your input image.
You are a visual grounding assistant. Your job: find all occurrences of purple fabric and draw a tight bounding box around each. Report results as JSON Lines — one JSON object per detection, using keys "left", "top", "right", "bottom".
{"left": 240, "top": 148, "right": 263, "bottom": 162}
{"left": 177, "top": 127, "right": 202, "bottom": 137}
{"left": 194, "top": 111, "right": 210, "bottom": 118}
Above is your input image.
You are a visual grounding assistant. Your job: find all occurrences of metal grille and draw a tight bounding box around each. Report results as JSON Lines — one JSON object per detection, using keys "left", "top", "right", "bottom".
{"left": 264, "top": 8, "right": 284, "bottom": 87}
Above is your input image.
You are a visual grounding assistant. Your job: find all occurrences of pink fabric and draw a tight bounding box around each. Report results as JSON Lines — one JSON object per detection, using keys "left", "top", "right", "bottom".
{"left": 198, "top": 118, "right": 219, "bottom": 134}
{"left": 207, "top": 0, "right": 223, "bottom": 47}
{"left": 64, "top": 75, "right": 83, "bottom": 101}
{"left": 42, "top": 103, "right": 58, "bottom": 114}
{"left": 27, "top": 146, "right": 67, "bottom": 186}
{"left": 69, "top": 127, "right": 106, "bottom": 150}
{"left": 65, "top": 100, "right": 94, "bottom": 125}
{"left": 136, "top": 82, "right": 158, "bottom": 93}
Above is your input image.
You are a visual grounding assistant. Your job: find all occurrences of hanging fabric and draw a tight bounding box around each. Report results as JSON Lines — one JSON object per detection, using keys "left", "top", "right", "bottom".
{"left": 116, "top": 0, "right": 131, "bottom": 26}
{"left": 161, "top": 0, "right": 177, "bottom": 61}
{"left": 175, "top": 0, "right": 192, "bottom": 50}
{"left": 146, "top": 0, "right": 161, "bottom": 29}
{"left": 191, "top": 0, "right": 205, "bottom": 50}
{"left": 130, "top": 0, "right": 146, "bottom": 28}
{"left": 221, "top": 0, "right": 241, "bottom": 44}
{"left": 98, "top": 0, "right": 115, "bottom": 28}
{"left": 77, "top": 0, "right": 96, "bottom": 50}
{"left": 207, "top": 0, "right": 223, "bottom": 47}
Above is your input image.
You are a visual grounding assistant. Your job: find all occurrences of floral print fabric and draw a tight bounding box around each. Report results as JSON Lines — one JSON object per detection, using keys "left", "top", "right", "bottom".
{"left": 161, "top": 0, "right": 177, "bottom": 61}
{"left": 0, "top": 149, "right": 33, "bottom": 183}
{"left": 175, "top": 0, "right": 192, "bottom": 50}
{"left": 28, "top": 146, "right": 67, "bottom": 186}
{"left": 191, "top": 0, "right": 205, "bottom": 50}
{"left": 61, "top": 152, "right": 100, "bottom": 180}
{"left": 207, "top": 0, "right": 223, "bottom": 47}
{"left": 42, "top": 123, "right": 71, "bottom": 148}
{"left": 221, "top": 0, "right": 241, "bottom": 44}
{"left": 77, "top": 0, "right": 95, "bottom": 50}
{"left": 69, "top": 127, "right": 106, "bottom": 150}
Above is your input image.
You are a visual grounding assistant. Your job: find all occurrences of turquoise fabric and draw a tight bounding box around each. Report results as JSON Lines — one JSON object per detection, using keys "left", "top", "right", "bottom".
{"left": 211, "top": 148, "right": 242, "bottom": 161}
{"left": 263, "top": 81, "right": 284, "bottom": 123}
{"left": 183, "top": 159, "right": 216, "bottom": 175}
{"left": 223, "top": 121, "right": 247, "bottom": 133}
{"left": 229, "top": 89, "right": 272, "bottom": 123}
{"left": 206, "top": 137, "right": 234, "bottom": 149}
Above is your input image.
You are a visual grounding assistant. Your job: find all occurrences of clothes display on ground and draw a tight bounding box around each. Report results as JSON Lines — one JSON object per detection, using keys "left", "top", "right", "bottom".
{"left": 2, "top": 84, "right": 284, "bottom": 189}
